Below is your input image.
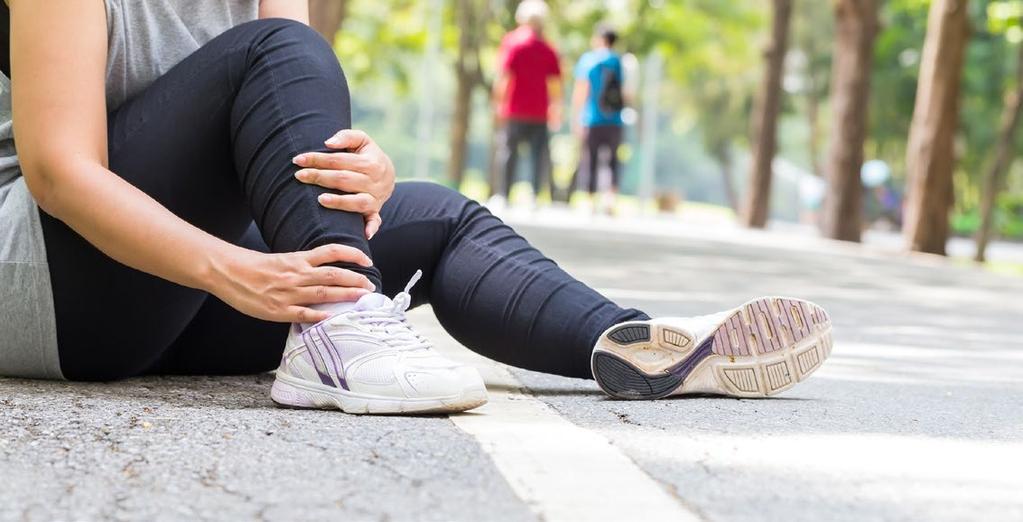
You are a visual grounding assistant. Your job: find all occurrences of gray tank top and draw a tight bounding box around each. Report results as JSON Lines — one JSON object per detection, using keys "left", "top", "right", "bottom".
{"left": 0, "top": 0, "right": 259, "bottom": 379}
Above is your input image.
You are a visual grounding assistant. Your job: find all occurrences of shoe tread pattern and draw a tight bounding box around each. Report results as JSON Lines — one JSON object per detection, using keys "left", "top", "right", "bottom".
{"left": 594, "top": 298, "right": 833, "bottom": 399}
{"left": 592, "top": 352, "right": 684, "bottom": 400}
{"left": 606, "top": 324, "right": 651, "bottom": 345}
{"left": 709, "top": 298, "right": 833, "bottom": 396}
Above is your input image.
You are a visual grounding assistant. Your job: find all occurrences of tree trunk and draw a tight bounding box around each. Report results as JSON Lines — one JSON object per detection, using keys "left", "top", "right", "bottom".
{"left": 714, "top": 145, "right": 739, "bottom": 212}
{"left": 806, "top": 85, "right": 822, "bottom": 177}
{"left": 448, "top": 0, "right": 486, "bottom": 189}
{"left": 821, "top": 0, "right": 880, "bottom": 242}
{"left": 903, "top": 0, "right": 971, "bottom": 255}
{"left": 741, "top": 0, "right": 793, "bottom": 228}
{"left": 309, "top": 0, "right": 348, "bottom": 45}
{"left": 975, "top": 44, "right": 1023, "bottom": 262}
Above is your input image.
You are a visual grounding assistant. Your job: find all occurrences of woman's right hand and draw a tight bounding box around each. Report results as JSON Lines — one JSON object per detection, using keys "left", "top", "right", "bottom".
{"left": 207, "top": 244, "right": 376, "bottom": 324}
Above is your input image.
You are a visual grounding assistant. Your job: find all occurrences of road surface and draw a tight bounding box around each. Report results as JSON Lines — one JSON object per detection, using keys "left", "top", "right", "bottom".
{"left": 3, "top": 214, "right": 1020, "bottom": 521}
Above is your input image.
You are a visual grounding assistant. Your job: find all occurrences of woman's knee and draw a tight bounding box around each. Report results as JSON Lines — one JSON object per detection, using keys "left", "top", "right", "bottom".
{"left": 390, "top": 182, "right": 479, "bottom": 221}
{"left": 226, "top": 19, "right": 348, "bottom": 86}
{"left": 396, "top": 181, "right": 470, "bottom": 205}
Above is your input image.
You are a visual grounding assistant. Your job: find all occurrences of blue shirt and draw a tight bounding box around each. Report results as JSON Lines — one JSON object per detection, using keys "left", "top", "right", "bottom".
{"left": 574, "top": 49, "right": 624, "bottom": 127}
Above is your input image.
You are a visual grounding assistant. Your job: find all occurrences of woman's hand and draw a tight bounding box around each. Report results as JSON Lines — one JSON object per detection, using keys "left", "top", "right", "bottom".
{"left": 209, "top": 243, "right": 376, "bottom": 324}
{"left": 292, "top": 130, "right": 396, "bottom": 240}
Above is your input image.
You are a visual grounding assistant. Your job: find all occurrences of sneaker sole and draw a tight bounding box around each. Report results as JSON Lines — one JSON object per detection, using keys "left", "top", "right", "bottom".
{"left": 270, "top": 371, "right": 488, "bottom": 415}
{"left": 591, "top": 297, "right": 833, "bottom": 400}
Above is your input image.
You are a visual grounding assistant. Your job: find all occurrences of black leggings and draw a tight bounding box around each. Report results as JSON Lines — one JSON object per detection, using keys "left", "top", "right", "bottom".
{"left": 40, "top": 19, "right": 647, "bottom": 382}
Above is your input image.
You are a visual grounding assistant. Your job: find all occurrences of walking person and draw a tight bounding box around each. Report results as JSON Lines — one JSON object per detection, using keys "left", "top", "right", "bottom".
{"left": 572, "top": 25, "right": 626, "bottom": 215}
{"left": 0, "top": 0, "right": 833, "bottom": 415}
{"left": 489, "top": 0, "right": 562, "bottom": 212}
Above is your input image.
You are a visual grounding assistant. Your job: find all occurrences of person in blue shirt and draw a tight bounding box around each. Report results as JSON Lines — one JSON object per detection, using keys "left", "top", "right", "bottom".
{"left": 571, "top": 25, "right": 625, "bottom": 213}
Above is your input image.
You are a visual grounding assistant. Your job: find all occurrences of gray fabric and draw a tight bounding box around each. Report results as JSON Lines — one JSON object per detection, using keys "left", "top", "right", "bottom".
{"left": 0, "top": 0, "right": 259, "bottom": 379}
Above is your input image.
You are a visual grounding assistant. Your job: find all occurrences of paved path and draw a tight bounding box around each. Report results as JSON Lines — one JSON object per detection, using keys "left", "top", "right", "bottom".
{"left": 3, "top": 217, "right": 1021, "bottom": 521}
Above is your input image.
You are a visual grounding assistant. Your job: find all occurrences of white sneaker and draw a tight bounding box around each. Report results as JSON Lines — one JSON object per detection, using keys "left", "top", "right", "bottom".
{"left": 591, "top": 297, "right": 833, "bottom": 399}
{"left": 271, "top": 271, "right": 488, "bottom": 414}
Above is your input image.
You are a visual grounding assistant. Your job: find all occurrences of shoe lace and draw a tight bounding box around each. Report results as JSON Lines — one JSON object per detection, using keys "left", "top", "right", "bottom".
{"left": 347, "top": 270, "right": 431, "bottom": 351}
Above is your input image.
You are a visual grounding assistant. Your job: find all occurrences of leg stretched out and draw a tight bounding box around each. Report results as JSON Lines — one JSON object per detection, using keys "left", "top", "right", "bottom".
{"left": 372, "top": 182, "right": 645, "bottom": 379}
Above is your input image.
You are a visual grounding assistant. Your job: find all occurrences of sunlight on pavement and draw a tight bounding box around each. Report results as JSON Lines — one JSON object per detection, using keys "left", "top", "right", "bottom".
{"left": 618, "top": 431, "right": 1023, "bottom": 520}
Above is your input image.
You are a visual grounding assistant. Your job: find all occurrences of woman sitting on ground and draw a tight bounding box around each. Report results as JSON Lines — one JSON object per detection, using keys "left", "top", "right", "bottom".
{"left": 0, "top": 0, "right": 832, "bottom": 414}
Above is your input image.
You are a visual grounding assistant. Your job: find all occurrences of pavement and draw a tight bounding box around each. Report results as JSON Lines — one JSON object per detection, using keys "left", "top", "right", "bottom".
{"left": 2, "top": 212, "right": 1022, "bottom": 522}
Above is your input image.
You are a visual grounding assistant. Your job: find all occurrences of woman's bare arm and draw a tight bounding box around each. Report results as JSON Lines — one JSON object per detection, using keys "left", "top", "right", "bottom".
{"left": 259, "top": 0, "right": 309, "bottom": 22}
{"left": 11, "top": 0, "right": 372, "bottom": 323}
{"left": 12, "top": 0, "right": 226, "bottom": 290}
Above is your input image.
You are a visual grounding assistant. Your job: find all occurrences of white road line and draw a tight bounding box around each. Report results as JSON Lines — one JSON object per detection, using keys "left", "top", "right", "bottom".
{"left": 411, "top": 309, "right": 702, "bottom": 522}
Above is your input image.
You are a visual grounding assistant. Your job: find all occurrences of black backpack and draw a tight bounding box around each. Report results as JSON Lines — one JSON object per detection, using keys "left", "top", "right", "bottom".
{"left": 598, "top": 65, "right": 624, "bottom": 114}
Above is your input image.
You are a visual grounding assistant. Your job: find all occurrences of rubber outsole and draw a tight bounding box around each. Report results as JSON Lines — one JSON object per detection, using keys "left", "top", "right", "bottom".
{"left": 270, "top": 372, "right": 488, "bottom": 415}
{"left": 592, "top": 297, "right": 833, "bottom": 400}
{"left": 592, "top": 349, "right": 683, "bottom": 399}
{"left": 606, "top": 324, "right": 652, "bottom": 345}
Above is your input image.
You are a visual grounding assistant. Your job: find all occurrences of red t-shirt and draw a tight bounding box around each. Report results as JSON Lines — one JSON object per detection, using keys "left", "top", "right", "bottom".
{"left": 498, "top": 27, "right": 561, "bottom": 122}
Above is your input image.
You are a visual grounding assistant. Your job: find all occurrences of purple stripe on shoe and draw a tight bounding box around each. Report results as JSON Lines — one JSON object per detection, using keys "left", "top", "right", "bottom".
{"left": 310, "top": 326, "right": 345, "bottom": 390}
{"left": 317, "top": 326, "right": 349, "bottom": 391}
{"left": 302, "top": 330, "right": 336, "bottom": 387}
{"left": 667, "top": 337, "right": 715, "bottom": 381}
{"left": 309, "top": 328, "right": 344, "bottom": 388}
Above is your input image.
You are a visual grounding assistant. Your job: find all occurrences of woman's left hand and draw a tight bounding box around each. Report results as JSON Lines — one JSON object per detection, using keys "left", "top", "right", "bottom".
{"left": 292, "top": 129, "right": 396, "bottom": 239}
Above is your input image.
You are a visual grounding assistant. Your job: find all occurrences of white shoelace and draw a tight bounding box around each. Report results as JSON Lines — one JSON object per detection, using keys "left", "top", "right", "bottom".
{"left": 346, "top": 270, "right": 431, "bottom": 351}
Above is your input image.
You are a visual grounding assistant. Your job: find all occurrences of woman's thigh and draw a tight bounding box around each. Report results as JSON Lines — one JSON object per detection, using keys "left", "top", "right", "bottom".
{"left": 42, "top": 68, "right": 249, "bottom": 380}
{"left": 148, "top": 224, "right": 289, "bottom": 376}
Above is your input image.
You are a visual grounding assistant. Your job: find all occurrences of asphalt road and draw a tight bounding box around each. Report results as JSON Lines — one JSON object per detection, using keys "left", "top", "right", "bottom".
{"left": 3, "top": 216, "right": 1021, "bottom": 522}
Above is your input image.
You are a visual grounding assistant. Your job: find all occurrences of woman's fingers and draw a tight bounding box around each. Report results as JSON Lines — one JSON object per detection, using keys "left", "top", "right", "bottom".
{"left": 305, "top": 266, "right": 375, "bottom": 291}
{"left": 295, "top": 168, "right": 372, "bottom": 193}
{"left": 304, "top": 243, "right": 373, "bottom": 268}
{"left": 325, "top": 129, "right": 370, "bottom": 150}
{"left": 294, "top": 152, "right": 375, "bottom": 173}
{"left": 286, "top": 306, "right": 331, "bottom": 324}
{"left": 294, "top": 285, "right": 372, "bottom": 306}
{"left": 317, "top": 192, "right": 378, "bottom": 214}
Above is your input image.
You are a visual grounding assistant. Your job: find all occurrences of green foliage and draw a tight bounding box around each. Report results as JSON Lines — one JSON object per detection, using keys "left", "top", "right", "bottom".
{"left": 953, "top": 191, "right": 1023, "bottom": 239}
{"left": 334, "top": 1, "right": 428, "bottom": 96}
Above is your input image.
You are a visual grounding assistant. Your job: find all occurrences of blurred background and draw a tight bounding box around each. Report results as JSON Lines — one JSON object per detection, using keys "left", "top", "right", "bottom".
{"left": 308, "top": 0, "right": 1023, "bottom": 270}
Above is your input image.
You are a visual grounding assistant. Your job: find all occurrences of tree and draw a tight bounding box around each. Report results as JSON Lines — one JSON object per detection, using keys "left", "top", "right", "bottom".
{"left": 448, "top": 0, "right": 489, "bottom": 189}
{"left": 903, "top": 0, "right": 971, "bottom": 255}
{"left": 975, "top": 42, "right": 1023, "bottom": 261}
{"left": 309, "top": 0, "right": 349, "bottom": 44}
{"left": 821, "top": 0, "right": 880, "bottom": 242}
{"left": 742, "top": 0, "right": 793, "bottom": 228}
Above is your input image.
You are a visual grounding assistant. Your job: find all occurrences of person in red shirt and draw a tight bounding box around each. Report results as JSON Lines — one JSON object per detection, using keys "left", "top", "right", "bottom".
{"left": 490, "top": 0, "right": 562, "bottom": 209}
